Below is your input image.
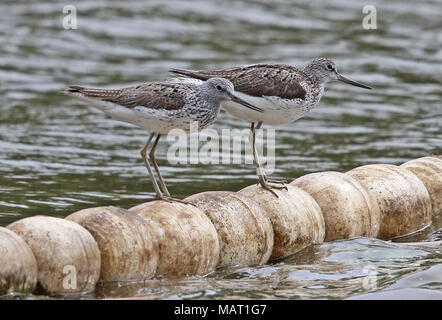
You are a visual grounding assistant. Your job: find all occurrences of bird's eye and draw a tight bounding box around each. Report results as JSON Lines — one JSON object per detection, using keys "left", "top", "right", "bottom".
{"left": 216, "top": 85, "right": 222, "bottom": 91}
{"left": 326, "top": 64, "right": 334, "bottom": 70}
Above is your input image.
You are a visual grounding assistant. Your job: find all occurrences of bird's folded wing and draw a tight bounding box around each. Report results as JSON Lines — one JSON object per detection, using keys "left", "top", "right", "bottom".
{"left": 68, "top": 83, "right": 186, "bottom": 110}
{"left": 170, "top": 64, "right": 307, "bottom": 100}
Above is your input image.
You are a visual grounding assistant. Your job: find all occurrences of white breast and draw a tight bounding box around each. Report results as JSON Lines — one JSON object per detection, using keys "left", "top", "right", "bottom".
{"left": 222, "top": 82, "right": 324, "bottom": 126}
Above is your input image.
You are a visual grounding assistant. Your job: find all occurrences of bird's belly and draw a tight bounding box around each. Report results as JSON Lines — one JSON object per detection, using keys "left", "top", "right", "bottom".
{"left": 110, "top": 106, "right": 217, "bottom": 135}
{"left": 133, "top": 107, "right": 216, "bottom": 135}
{"left": 77, "top": 96, "right": 216, "bottom": 135}
{"left": 221, "top": 92, "right": 312, "bottom": 126}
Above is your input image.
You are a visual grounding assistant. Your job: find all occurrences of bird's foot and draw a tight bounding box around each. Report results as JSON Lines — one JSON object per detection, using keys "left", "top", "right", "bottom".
{"left": 157, "top": 195, "right": 193, "bottom": 206}
{"left": 265, "top": 178, "right": 289, "bottom": 191}
{"left": 257, "top": 177, "right": 288, "bottom": 198}
{"left": 266, "top": 177, "right": 288, "bottom": 186}
{"left": 261, "top": 176, "right": 288, "bottom": 191}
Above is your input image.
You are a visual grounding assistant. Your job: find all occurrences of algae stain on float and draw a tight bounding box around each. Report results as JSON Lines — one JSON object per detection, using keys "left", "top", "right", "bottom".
{"left": 0, "top": 227, "right": 38, "bottom": 295}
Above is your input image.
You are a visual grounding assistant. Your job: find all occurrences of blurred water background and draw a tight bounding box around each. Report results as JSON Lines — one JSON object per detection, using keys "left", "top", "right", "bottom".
{"left": 0, "top": 0, "right": 440, "bottom": 299}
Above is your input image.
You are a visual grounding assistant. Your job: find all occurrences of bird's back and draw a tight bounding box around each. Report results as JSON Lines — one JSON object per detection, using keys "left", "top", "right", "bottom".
{"left": 66, "top": 81, "right": 200, "bottom": 111}
{"left": 170, "top": 64, "right": 323, "bottom": 125}
{"left": 170, "top": 64, "right": 309, "bottom": 100}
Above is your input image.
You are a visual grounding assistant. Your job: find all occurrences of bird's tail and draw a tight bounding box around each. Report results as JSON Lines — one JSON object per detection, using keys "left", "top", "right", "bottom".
{"left": 67, "top": 85, "right": 85, "bottom": 93}
{"left": 169, "top": 68, "right": 207, "bottom": 81}
{"left": 63, "top": 86, "right": 122, "bottom": 99}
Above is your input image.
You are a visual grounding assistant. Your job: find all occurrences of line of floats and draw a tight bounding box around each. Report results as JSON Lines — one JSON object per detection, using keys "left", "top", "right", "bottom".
{"left": 0, "top": 156, "right": 440, "bottom": 295}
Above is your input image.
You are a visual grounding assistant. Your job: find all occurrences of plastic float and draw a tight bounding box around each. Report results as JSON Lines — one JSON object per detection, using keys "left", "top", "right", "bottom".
{"left": 129, "top": 201, "right": 219, "bottom": 277}
{"left": 6, "top": 216, "right": 100, "bottom": 294}
{"left": 66, "top": 206, "right": 159, "bottom": 281}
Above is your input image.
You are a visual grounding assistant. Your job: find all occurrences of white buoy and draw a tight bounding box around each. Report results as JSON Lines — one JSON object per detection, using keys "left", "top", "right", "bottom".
{"left": 184, "top": 191, "right": 274, "bottom": 267}
{"left": 66, "top": 206, "right": 159, "bottom": 281}
{"left": 0, "top": 227, "right": 38, "bottom": 295}
{"left": 129, "top": 201, "right": 220, "bottom": 277}
{"left": 400, "top": 156, "right": 442, "bottom": 213}
{"left": 291, "top": 171, "right": 381, "bottom": 241}
{"left": 238, "top": 184, "right": 325, "bottom": 260}
{"left": 347, "top": 164, "right": 432, "bottom": 239}
{"left": 7, "top": 216, "right": 101, "bottom": 294}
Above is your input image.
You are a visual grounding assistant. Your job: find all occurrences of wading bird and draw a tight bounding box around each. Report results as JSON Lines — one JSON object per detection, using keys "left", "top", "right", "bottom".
{"left": 170, "top": 58, "right": 371, "bottom": 196}
{"left": 66, "top": 78, "right": 263, "bottom": 203}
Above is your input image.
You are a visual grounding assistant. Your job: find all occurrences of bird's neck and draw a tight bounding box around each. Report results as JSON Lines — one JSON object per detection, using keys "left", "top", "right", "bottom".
{"left": 303, "top": 66, "right": 326, "bottom": 87}
{"left": 198, "top": 88, "right": 221, "bottom": 109}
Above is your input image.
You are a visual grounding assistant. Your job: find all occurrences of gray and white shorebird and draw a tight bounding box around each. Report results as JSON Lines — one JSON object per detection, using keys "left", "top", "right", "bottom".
{"left": 65, "top": 78, "right": 263, "bottom": 203}
{"left": 170, "top": 58, "right": 372, "bottom": 196}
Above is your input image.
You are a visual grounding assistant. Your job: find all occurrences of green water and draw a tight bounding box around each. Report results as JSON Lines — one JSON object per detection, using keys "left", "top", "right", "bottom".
{"left": 0, "top": 0, "right": 441, "bottom": 299}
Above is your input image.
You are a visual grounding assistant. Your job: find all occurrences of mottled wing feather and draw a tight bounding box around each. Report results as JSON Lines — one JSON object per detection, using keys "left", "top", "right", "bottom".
{"left": 170, "top": 64, "right": 307, "bottom": 100}
{"left": 68, "top": 83, "right": 187, "bottom": 110}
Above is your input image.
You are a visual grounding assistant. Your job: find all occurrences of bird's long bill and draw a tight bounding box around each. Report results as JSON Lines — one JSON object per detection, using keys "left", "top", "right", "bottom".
{"left": 228, "top": 93, "right": 263, "bottom": 113}
{"left": 336, "top": 73, "right": 372, "bottom": 89}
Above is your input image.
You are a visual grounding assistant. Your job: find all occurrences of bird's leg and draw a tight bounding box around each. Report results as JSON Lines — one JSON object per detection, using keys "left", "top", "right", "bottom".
{"left": 141, "top": 133, "right": 163, "bottom": 200}
{"left": 250, "top": 122, "right": 287, "bottom": 197}
{"left": 251, "top": 124, "right": 279, "bottom": 197}
{"left": 250, "top": 122, "right": 266, "bottom": 180}
{"left": 147, "top": 134, "right": 191, "bottom": 205}
{"left": 149, "top": 134, "right": 170, "bottom": 197}
{"left": 254, "top": 121, "right": 288, "bottom": 186}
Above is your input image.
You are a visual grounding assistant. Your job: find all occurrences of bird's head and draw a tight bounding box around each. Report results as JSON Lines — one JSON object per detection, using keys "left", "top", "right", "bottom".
{"left": 304, "top": 58, "right": 371, "bottom": 89}
{"left": 203, "top": 78, "right": 263, "bottom": 113}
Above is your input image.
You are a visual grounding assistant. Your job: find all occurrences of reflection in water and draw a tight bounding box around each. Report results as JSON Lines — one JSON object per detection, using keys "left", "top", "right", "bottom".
{"left": 0, "top": 0, "right": 440, "bottom": 299}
